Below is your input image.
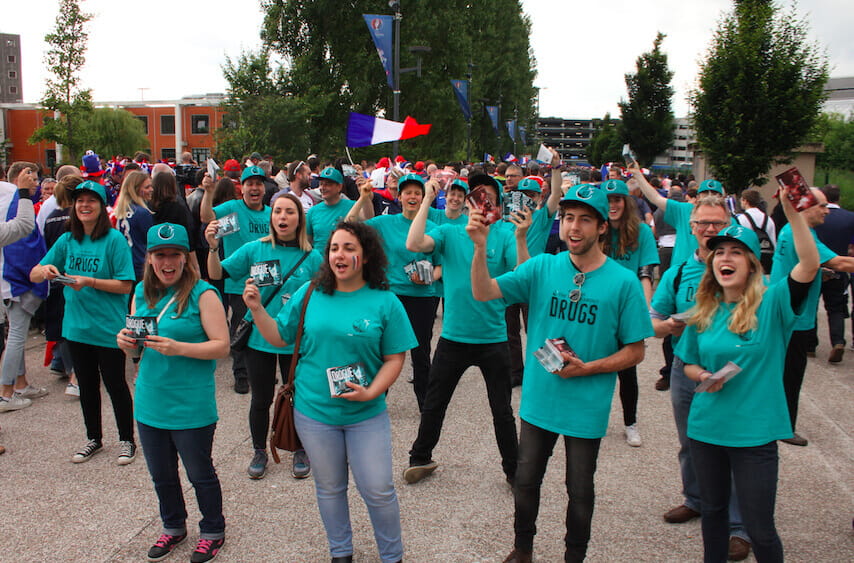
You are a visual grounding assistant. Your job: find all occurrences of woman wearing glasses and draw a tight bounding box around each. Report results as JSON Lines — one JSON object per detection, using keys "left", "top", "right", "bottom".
{"left": 675, "top": 189, "right": 818, "bottom": 562}
{"left": 600, "top": 179, "right": 659, "bottom": 447}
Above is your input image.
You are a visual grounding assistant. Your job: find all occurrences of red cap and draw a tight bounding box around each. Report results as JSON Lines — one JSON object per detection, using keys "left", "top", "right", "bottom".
{"left": 414, "top": 161, "right": 425, "bottom": 171}
{"left": 223, "top": 159, "right": 241, "bottom": 172}
{"left": 377, "top": 157, "right": 391, "bottom": 169}
{"left": 394, "top": 155, "right": 406, "bottom": 163}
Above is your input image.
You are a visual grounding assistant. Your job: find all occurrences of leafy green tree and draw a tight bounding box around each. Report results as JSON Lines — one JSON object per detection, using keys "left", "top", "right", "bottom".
{"left": 690, "top": 0, "right": 828, "bottom": 192}
{"left": 815, "top": 113, "right": 854, "bottom": 171}
{"left": 29, "top": 0, "right": 94, "bottom": 163}
{"left": 76, "top": 108, "right": 149, "bottom": 159}
{"left": 588, "top": 114, "right": 624, "bottom": 167}
{"left": 619, "top": 32, "right": 674, "bottom": 167}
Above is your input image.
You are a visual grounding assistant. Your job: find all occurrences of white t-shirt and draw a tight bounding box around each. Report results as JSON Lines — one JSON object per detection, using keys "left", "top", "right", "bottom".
{"left": 736, "top": 207, "right": 776, "bottom": 246}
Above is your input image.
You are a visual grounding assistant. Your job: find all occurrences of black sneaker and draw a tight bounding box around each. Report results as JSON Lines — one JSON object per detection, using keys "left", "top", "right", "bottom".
{"left": 403, "top": 460, "right": 438, "bottom": 484}
{"left": 117, "top": 441, "right": 137, "bottom": 466}
{"left": 71, "top": 439, "right": 102, "bottom": 463}
{"left": 233, "top": 378, "right": 249, "bottom": 394}
{"left": 292, "top": 448, "right": 310, "bottom": 479}
{"left": 147, "top": 532, "right": 187, "bottom": 562}
{"left": 190, "top": 537, "right": 224, "bottom": 563}
{"left": 247, "top": 449, "right": 268, "bottom": 479}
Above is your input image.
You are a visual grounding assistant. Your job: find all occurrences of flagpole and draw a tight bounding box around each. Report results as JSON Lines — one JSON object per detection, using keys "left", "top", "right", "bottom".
{"left": 345, "top": 146, "right": 355, "bottom": 166}
{"left": 392, "top": 3, "right": 402, "bottom": 159}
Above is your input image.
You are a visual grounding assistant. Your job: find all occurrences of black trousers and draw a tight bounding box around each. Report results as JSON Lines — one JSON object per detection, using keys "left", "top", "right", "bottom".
{"left": 227, "top": 293, "right": 248, "bottom": 382}
{"left": 783, "top": 330, "right": 810, "bottom": 430}
{"left": 397, "top": 295, "right": 439, "bottom": 411}
{"left": 67, "top": 341, "right": 134, "bottom": 443}
{"left": 506, "top": 303, "right": 529, "bottom": 383}
{"left": 244, "top": 347, "right": 291, "bottom": 450}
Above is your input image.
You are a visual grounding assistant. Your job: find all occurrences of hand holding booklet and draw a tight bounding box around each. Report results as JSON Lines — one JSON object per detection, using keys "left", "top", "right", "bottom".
{"left": 534, "top": 337, "right": 578, "bottom": 373}
{"left": 694, "top": 361, "right": 741, "bottom": 393}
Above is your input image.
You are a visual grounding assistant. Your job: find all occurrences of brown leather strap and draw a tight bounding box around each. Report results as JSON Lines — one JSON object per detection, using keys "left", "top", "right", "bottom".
{"left": 285, "top": 281, "right": 316, "bottom": 391}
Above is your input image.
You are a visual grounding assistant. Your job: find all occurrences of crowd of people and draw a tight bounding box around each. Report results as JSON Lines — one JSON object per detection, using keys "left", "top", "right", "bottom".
{"left": 0, "top": 146, "right": 852, "bottom": 563}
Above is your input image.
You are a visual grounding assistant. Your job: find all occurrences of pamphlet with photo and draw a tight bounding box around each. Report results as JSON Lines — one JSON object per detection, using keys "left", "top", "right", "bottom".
{"left": 503, "top": 190, "right": 537, "bottom": 221}
{"left": 403, "top": 260, "right": 434, "bottom": 285}
{"left": 775, "top": 167, "right": 818, "bottom": 212}
{"left": 465, "top": 186, "right": 502, "bottom": 225}
{"left": 534, "top": 337, "right": 578, "bottom": 373}
{"left": 215, "top": 212, "right": 240, "bottom": 238}
{"left": 250, "top": 260, "right": 282, "bottom": 287}
{"left": 326, "top": 363, "right": 369, "bottom": 397}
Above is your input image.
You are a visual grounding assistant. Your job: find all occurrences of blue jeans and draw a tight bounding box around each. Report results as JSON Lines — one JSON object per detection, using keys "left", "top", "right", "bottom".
{"left": 690, "top": 439, "right": 783, "bottom": 563}
{"left": 137, "top": 422, "right": 225, "bottom": 540}
{"left": 294, "top": 409, "right": 403, "bottom": 563}
{"left": 670, "top": 357, "right": 747, "bottom": 540}
{"left": 409, "top": 338, "right": 518, "bottom": 479}
{"left": 513, "top": 420, "right": 600, "bottom": 562}
{"left": 0, "top": 298, "right": 34, "bottom": 386}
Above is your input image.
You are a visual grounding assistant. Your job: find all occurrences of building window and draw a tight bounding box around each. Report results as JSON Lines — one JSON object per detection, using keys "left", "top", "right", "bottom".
{"left": 192, "top": 148, "right": 211, "bottom": 163}
{"left": 191, "top": 115, "right": 209, "bottom": 134}
{"left": 161, "top": 148, "right": 176, "bottom": 160}
{"left": 160, "top": 115, "right": 175, "bottom": 135}
{"left": 7, "top": 55, "right": 15, "bottom": 63}
{"left": 9, "top": 86, "right": 17, "bottom": 94}
{"left": 136, "top": 115, "right": 148, "bottom": 134}
{"left": 8, "top": 70, "right": 16, "bottom": 79}
{"left": 5, "top": 39, "right": 15, "bottom": 47}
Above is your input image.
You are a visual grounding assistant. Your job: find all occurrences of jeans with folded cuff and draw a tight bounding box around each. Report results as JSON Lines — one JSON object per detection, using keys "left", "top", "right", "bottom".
{"left": 513, "top": 420, "right": 600, "bottom": 562}
{"left": 244, "top": 347, "right": 290, "bottom": 449}
{"left": 397, "top": 295, "right": 439, "bottom": 412}
{"left": 0, "top": 298, "right": 37, "bottom": 386}
{"left": 408, "top": 337, "right": 518, "bottom": 479}
{"left": 670, "top": 357, "right": 748, "bottom": 541}
{"left": 138, "top": 422, "right": 225, "bottom": 540}
{"left": 295, "top": 409, "right": 402, "bottom": 563}
{"left": 67, "top": 341, "right": 134, "bottom": 443}
{"left": 690, "top": 439, "right": 782, "bottom": 563}
{"left": 227, "top": 293, "right": 248, "bottom": 381}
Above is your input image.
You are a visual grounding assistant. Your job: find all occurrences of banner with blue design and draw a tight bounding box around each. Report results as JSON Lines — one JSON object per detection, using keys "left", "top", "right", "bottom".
{"left": 486, "top": 106, "right": 500, "bottom": 134}
{"left": 450, "top": 79, "right": 471, "bottom": 121}
{"left": 364, "top": 15, "right": 394, "bottom": 88}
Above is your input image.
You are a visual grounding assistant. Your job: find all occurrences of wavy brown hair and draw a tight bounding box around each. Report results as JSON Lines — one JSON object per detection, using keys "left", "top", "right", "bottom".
{"left": 602, "top": 195, "right": 640, "bottom": 258}
{"left": 688, "top": 248, "right": 765, "bottom": 335}
{"left": 142, "top": 249, "right": 199, "bottom": 317}
{"left": 314, "top": 220, "right": 388, "bottom": 295}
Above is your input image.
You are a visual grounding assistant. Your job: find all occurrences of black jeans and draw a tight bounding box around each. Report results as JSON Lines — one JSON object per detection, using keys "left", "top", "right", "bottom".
{"left": 67, "top": 341, "right": 134, "bottom": 443}
{"left": 660, "top": 334, "right": 674, "bottom": 377}
{"left": 513, "top": 420, "right": 601, "bottom": 562}
{"left": 227, "top": 293, "right": 248, "bottom": 382}
{"left": 783, "top": 330, "right": 810, "bottom": 430}
{"left": 244, "top": 347, "right": 290, "bottom": 450}
{"left": 506, "top": 303, "right": 529, "bottom": 382}
{"left": 690, "top": 439, "right": 782, "bottom": 563}
{"left": 617, "top": 366, "right": 638, "bottom": 426}
{"left": 408, "top": 338, "right": 518, "bottom": 479}
{"left": 397, "top": 295, "right": 439, "bottom": 411}
{"left": 807, "top": 272, "right": 850, "bottom": 349}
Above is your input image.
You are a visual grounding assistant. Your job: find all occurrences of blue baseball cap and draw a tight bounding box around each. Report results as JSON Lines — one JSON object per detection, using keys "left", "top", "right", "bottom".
{"left": 72, "top": 180, "right": 107, "bottom": 205}
{"left": 600, "top": 179, "right": 630, "bottom": 197}
{"left": 707, "top": 225, "right": 761, "bottom": 259}
{"left": 698, "top": 179, "right": 724, "bottom": 195}
{"left": 561, "top": 184, "right": 610, "bottom": 222}
{"left": 517, "top": 177, "right": 542, "bottom": 194}
{"left": 319, "top": 167, "right": 344, "bottom": 185}
{"left": 240, "top": 165, "right": 266, "bottom": 183}
{"left": 147, "top": 223, "right": 190, "bottom": 252}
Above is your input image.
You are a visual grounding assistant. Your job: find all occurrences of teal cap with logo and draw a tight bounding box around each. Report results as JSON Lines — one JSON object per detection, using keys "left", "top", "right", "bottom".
{"left": 240, "top": 165, "right": 266, "bottom": 183}
{"left": 707, "top": 225, "right": 761, "bottom": 259}
{"left": 561, "top": 184, "right": 610, "bottom": 222}
{"left": 72, "top": 180, "right": 107, "bottom": 205}
{"left": 147, "top": 223, "right": 190, "bottom": 252}
{"left": 600, "top": 179, "right": 630, "bottom": 197}
{"left": 517, "top": 177, "right": 542, "bottom": 194}
{"left": 698, "top": 179, "right": 724, "bottom": 194}
{"left": 398, "top": 173, "right": 425, "bottom": 191}
{"left": 449, "top": 179, "right": 469, "bottom": 194}
{"left": 319, "top": 167, "right": 344, "bottom": 185}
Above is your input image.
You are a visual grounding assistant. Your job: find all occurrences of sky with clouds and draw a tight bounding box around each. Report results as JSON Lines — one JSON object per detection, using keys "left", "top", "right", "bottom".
{"left": 4, "top": 0, "right": 851, "bottom": 119}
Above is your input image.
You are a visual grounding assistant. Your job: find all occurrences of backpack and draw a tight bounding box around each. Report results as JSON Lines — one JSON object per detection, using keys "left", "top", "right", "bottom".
{"left": 741, "top": 211, "right": 774, "bottom": 274}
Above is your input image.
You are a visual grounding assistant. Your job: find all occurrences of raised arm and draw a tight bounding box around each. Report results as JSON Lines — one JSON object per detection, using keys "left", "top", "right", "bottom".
{"left": 780, "top": 187, "right": 820, "bottom": 283}
{"left": 627, "top": 166, "right": 667, "bottom": 210}
{"left": 199, "top": 179, "right": 216, "bottom": 223}
{"left": 406, "top": 179, "right": 437, "bottom": 253}
{"left": 204, "top": 221, "right": 224, "bottom": 279}
{"left": 546, "top": 148, "right": 564, "bottom": 215}
{"left": 467, "top": 210, "right": 504, "bottom": 302}
{"left": 345, "top": 177, "right": 375, "bottom": 222}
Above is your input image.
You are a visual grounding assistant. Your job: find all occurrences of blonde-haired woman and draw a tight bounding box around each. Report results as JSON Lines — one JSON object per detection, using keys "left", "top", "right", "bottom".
{"left": 675, "top": 188, "right": 818, "bottom": 562}
{"left": 113, "top": 170, "right": 154, "bottom": 280}
{"left": 206, "top": 193, "right": 322, "bottom": 480}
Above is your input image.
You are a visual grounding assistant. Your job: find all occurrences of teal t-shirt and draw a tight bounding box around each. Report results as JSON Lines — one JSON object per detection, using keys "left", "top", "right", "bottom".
{"left": 40, "top": 230, "right": 135, "bottom": 348}
{"left": 220, "top": 240, "right": 322, "bottom": 354}
{"left": 769, "top": 224, "right": 836, "bottom": 331}
{"left": 277, "top": 283, "right": 418, "bottom": 426}
{"left": 367, "top": 214, "right": 439, "bottom": 298}
{"left": 675, "top": 278, "right": 802, "bottom": 446}
{"left": 428, "top": 207, "right": 468, "bottom": 227}
{"left": 133, "top": 281, "right": 221, "bottom": 430}
{"left": 663, "top": 200, "right": 696, "bottom": 267}
{"left": 429, "top": 223, "right": 517, "bottom": 343}
{"left": 213, "top": 199, "right": 271, "bottom": 294}
{"left": 305, "top": 199, "right": 356, "bottom": 252}
{"left": 497, "top": 254, "right": 653, "bottom": 438}
{"left": 650, "top": 253, "right": 707, "bottom": 347}
{"left": 608, "top": 222, "right": 660, "bottom": 274}
{"left": 498, "top": 205, "right": 553, "bottom": 258}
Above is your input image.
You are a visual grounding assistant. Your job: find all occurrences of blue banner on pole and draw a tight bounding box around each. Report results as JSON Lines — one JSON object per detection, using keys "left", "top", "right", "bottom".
{"left": 364, "top": 15, "right": 394, "bottom": 89}
{"left": 518, "top": 125, "right": 527, "bottom": 145}
{"left": 450, "top": 79, "right": 471, "bottom": 121}
{"left": 506, "top": 120, "right": 517, "bottom": 141}
{"left": 486, "top": 106, "right": 499, "bottom": 134}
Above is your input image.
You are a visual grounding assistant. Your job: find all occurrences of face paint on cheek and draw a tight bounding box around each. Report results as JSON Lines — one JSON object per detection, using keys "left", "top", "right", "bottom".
{"left": 352, "top": 256, "right": 360, "bottom": 270}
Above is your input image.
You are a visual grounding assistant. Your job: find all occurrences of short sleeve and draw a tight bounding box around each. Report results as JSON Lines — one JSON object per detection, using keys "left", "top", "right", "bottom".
{"left": 638, "top": 225, "right": 660, "bottom": 267}
{"left": 675, "top": 324, "right": 701, "bottom": 366}
{"left": 41, "top": 232, "right": 68, "bottom": 268}
{"left": 664, "top": 200, "right": 691, "bottom": 231}
{"left": 213, "top": 200, "right": 234, "bottom": 220}
{"left": 305, "top": 207, "right": 315, "bottom": 237}
{"left": 496, "top": 256, "right": 536, "bottom": 305}
{"left": 110, "top": 233, "right": 136, "bottom": 281}
{"left": 221, "top": 242, "right": 253, "bottom": 280}
{"left": 427, "top": 224, "right": 447, "bottom": 255}
{"left": 617, "top": 278, "right": 654, "bottom": 344}
{"left": 275, "top": 282, "right": 310, "bottom": 345}
{"left": 380, "top": 296, "right": 418, "bottom": 355}
{"left": 817, "top": 238, "right": 838, "bottom": 266}
{"left": 651, "top": 268, "right": 677, "bottom": 317}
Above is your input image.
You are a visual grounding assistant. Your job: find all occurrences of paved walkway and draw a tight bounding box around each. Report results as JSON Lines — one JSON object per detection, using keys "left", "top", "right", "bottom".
{"left": 1, "top": 312, "right": 852, "bottom": 562}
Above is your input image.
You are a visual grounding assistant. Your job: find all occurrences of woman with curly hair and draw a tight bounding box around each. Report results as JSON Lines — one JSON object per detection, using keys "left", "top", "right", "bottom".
{"left": 600, "top": 179, "right": 659, "bottom": 447}
{"left": 246, "top": 220, "right": 416, "bottom": 563}
{"left": 675, "top": 188, "right": 818, "bottom": 562}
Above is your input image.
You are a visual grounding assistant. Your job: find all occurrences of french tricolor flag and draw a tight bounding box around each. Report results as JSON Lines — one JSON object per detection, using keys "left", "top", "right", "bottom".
{"left": 346, "top": 112, "right": 431, "bottom": 148}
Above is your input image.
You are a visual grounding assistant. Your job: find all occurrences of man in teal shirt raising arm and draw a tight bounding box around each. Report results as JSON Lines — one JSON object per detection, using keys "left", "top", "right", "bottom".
{"left": 469, "top": 185, "right": 652, "bottom": 563}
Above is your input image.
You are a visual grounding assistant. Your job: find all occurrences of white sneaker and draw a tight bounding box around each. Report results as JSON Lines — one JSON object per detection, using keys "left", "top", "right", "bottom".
{"left": 65, "top": 383, "right": 80, "bottom": 397}
{"left": 117, "top": 441, "right": 136, "bottom": 466}
{"left": 0, "top": 395, "right": 32, "bottom": 412}
{"left": 15, "top": 385, "right": 48, "bottom": 399}
{"left": 625, "top": 424, "right": 642, "bottom": 447}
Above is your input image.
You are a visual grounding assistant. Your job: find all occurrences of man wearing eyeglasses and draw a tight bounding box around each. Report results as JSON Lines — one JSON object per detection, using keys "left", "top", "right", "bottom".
{"left": 503, "top": 164, "right": 524, "bottom": 192}
{"left": 469, "top": 184, "right": 652, "bottom": 563}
